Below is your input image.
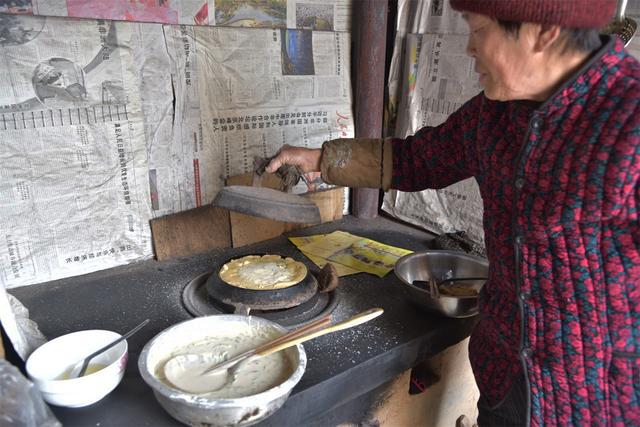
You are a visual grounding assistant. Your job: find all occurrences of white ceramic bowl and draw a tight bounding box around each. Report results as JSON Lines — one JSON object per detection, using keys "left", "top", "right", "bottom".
{"left": 26, "top": 329, "right": 128, "bottom": 407}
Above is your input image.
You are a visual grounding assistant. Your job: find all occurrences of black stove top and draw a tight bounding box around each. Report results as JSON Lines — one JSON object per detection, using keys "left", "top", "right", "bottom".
{"left": 181, "top": 271, "right": 339, "bottom": 328}
{"left": 10, "top": 215, "right": 477, "bottom": 427}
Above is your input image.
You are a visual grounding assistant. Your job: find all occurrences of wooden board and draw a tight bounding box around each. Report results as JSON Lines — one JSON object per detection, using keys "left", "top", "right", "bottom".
{"left": 150, "top": 206, "right": 231, "bottom": 261}
{"left": 226, "top": 173, "right": 343, "bottom": 247}
{"left": 228, "top": 211, "right": 293, "bottom": 248}
{"left": 309, "top": 187, "right": 345, "bottom": 223}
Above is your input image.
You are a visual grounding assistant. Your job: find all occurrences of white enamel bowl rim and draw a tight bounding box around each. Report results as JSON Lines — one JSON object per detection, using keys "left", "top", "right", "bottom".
{"left": 138, "top": 315, "right": 307, "bottom": 408}
{"left": 26, "top": 329, "right": 127, "bottom": 394}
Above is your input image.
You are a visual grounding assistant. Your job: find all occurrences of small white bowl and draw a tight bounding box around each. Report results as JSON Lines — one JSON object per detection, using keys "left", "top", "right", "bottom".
{"left": 26, "top": 329, "right": 128, "bottom": 407}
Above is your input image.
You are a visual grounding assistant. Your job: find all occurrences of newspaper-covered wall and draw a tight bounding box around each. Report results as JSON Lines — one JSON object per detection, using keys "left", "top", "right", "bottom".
{"left": 386, "top": 0, "right": 466, "bottom": 136}
{"left": 0, "top": 0, "right": 352, "bottom": 31}
{"left": 0, "top": 14, "right": 353, "bottom": 288}
{"left": 165, "top": 25, "right": 353, "bottom": 208}
{"left": 137, "top": 22, "right": 183, "bottom": 218}
{"left": 383, "top": 0, "right": 485, "bottom": 244}
{"left": 0, "top": 15, "right": 161, "bottom": 288}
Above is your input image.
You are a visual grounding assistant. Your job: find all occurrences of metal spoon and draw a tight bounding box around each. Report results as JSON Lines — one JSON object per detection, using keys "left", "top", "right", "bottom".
{"left": 413, "top": 277, "right": 487, "bottom": 299}
{"left": 164, "top": 308, "right": 384, "bottom": 394}
{"left": 69, "top": 319, "right": 150, "bottom": 378}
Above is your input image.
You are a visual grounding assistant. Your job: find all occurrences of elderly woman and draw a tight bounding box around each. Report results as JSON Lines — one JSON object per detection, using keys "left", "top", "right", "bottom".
{"left": 267, "top": 0, "right": 640, "bottom": 425}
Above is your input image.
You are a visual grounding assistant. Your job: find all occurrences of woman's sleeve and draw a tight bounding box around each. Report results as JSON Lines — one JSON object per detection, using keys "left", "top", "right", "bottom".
{"left": 319, "top": 94, "right": 483, "bottom": 191}
{"left": 391, "top": 94, "right": 482, "bottom": 192}
{"left": 320, "top": 137, "right": 392, "bottom": 189}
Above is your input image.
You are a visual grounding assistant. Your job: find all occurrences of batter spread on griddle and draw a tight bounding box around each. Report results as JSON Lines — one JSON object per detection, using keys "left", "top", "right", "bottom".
{"left": 218, "top": 255, "right": 307, "bottom": 290}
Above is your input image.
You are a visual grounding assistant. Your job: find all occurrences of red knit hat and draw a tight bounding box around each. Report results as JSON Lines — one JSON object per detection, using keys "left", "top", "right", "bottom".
{"left": 450, "top": 0, "right": 616, "bottom": 28}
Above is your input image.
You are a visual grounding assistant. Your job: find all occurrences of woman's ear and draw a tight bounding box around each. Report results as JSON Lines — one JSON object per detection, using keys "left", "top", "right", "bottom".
{"left": 533, "top": 24, "right": 562, "bottom": 52}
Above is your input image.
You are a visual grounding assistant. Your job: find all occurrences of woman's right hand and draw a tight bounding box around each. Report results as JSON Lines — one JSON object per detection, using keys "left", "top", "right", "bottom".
{"left": 265, "top": 145, "right": 322, "bottom": 174}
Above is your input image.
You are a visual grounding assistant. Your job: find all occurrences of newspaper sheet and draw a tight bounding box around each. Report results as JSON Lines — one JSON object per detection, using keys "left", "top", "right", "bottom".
{"left": 0, "top": 15, "right": 352, "bottom": 287}
{"left": 386, "top": 0, "right": 467, "bottom": 136}
{"left": 165, "top": 25, "right": 354, "bottom": 209}
{"left": 0, "top": 15, "right": 159, "bottom": 288}
{"left": 383, "top": 26, "right": 485, "bottom": 245}
{"left": 0, "top": 0, "right": 352, "bottom": 31}
{"left": 135, "top": 23, "right": 182, "bottom": 218}
{"left": 396, "top": 0, "right": 466, "bottom": 34}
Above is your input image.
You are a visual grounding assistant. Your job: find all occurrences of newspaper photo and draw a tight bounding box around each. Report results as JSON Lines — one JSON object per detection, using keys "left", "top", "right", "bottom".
{"left": 0, "top": 15, "right": 158, "bottom": 288}
{"left": 0, "top": 0, "right": 353, "bottom": 31}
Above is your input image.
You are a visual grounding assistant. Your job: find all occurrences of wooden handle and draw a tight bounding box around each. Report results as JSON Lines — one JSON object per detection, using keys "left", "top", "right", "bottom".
{"left": 254, "top": 314, "right": 332, "bottom": 354}
{"left": 201, "top": 314, "right": 332, "bottom": 375}
{"left": 201, "top": 308, "right": 383, "bottom": 376}
{"left": 257, "top": 308, "right": 384, "bottom": 357}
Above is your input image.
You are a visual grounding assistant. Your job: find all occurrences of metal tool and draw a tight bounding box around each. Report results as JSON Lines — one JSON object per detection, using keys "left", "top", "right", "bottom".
{"left": 427, "top": 278, "right": 440, "bottom": 299}
{"left": 436, "top": 276, "right": 487, "bottom": 286}
{"left": 603, "top": 0, "right": 637, "bottom": 46}
{"left": 70, "top": 319, "right": 150, "bottom": 378}
{"left": 213, "top": 185, "right": 321, "bottom": 224}
{"left": 417, "top": 277, "right": 487, "bottom": 299}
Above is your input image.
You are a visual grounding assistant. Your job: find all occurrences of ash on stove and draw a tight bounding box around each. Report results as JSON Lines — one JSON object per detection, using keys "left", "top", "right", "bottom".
{"left": 182, "top": 272, "right": 339, "bottom": 328}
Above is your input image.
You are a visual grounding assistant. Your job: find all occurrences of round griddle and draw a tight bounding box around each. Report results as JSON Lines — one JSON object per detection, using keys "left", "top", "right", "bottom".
{"left": 205, "top": 254, "right": 318, "bottom": 311}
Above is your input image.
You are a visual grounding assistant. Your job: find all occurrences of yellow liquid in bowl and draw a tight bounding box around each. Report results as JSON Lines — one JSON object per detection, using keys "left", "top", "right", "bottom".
{"left": 57, "top": 363, "right": 107, "bottom": 380}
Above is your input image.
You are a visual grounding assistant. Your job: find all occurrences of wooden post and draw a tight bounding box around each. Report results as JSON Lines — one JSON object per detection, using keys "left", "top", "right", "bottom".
{"left": 352, "top": 0, "right": 388, "bottom": 219}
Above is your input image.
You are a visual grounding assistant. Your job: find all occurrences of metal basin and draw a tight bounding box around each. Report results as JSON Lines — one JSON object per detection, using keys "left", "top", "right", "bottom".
{"left": 138, "top": 315, "right": 306, "bottom": 427}
{"left": 394, "top": 250, "right": 488, "bottom": 318}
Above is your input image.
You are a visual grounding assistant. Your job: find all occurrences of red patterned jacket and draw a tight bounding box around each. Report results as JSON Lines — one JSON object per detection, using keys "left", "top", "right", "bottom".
{"left": 390, "top": 37, "right": 640, "bottom": 426}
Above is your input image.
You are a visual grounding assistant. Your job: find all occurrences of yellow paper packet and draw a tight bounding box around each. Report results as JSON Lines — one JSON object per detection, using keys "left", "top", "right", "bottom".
{"left": 288, "top": 235, "right": 359, "bottom": 276}
{"left": 294, "top": 231, "right": 412, "bottom": 277}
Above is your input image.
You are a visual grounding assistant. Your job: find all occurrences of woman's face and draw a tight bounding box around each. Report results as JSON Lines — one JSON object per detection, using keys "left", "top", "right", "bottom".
{"left": 464, "top": 13, "right": 540, "bottom": 101}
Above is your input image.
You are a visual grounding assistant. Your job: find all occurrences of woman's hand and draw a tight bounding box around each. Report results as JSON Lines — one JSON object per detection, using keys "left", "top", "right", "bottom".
{"left": 265, "top": 145, "right": 323, "bottom": 191}
{"left": 266, "top": 145, "right": 322, "bottom": 174}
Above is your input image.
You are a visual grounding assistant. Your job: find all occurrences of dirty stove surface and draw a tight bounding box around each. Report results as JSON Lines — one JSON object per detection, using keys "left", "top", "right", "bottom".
{"left": 10, "top": 215, "right": 477, "bottom": 427}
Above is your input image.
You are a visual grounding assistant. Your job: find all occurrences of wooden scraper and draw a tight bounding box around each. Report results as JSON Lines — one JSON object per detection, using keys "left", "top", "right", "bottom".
{"left": 213, "top": 185, "right": 322, "bottom": 224}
